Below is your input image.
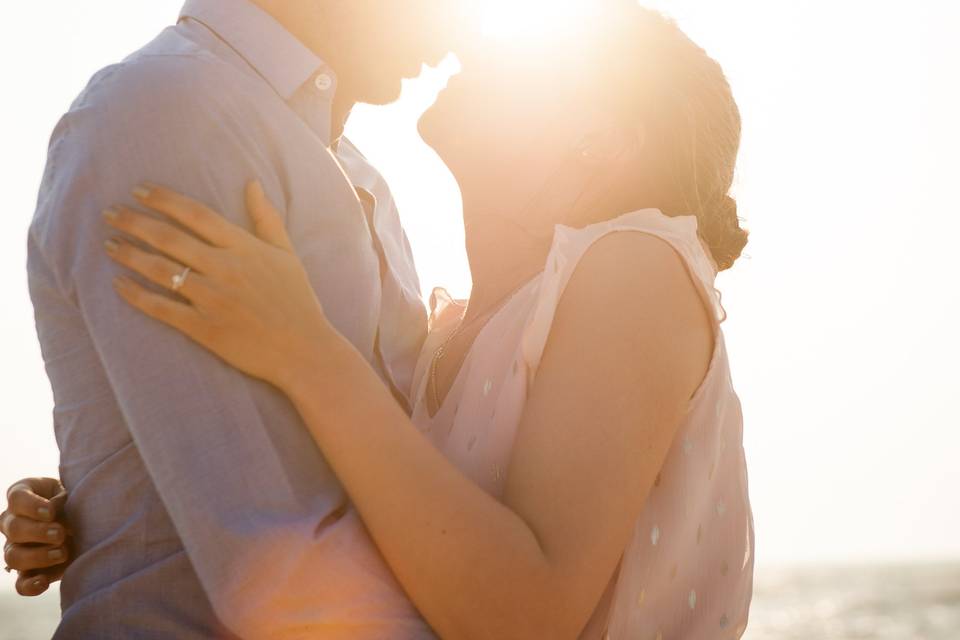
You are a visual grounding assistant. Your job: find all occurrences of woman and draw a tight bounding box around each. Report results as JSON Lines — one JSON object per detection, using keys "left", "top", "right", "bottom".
{"left": 4, "top": 5, "right": 752, "bottom": 638}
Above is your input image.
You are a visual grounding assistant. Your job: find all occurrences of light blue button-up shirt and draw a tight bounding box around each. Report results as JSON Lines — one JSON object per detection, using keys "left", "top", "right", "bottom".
{"left": 28, "top": 1, "right": 432, "bottom": 637}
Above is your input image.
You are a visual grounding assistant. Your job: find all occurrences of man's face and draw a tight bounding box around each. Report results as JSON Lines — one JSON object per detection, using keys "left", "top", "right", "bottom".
{"left": 337, "top": 0, "right": 461, "bottom": 105}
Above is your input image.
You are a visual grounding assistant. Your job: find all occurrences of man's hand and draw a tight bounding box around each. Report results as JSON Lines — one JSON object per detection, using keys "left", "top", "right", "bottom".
{"left": 1, "top": 478, "right": 70, "bottom": 596}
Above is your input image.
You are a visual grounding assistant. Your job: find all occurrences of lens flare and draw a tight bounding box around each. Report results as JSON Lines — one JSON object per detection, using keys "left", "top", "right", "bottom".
{"left": 471, "top": 0, "right": 596, "bottom": 41}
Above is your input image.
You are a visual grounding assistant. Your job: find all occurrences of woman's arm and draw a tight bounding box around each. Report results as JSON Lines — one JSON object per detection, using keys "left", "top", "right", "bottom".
{"left": 108, "top": 187, "right": 713, "bottom": 640}
{"left": 282, "top": 232, "right": 713, "bottom": 640}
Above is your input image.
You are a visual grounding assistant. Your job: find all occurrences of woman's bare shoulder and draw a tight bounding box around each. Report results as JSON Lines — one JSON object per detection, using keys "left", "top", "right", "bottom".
{"left": 539, "top": 228, "right": 714, "bottom": 400}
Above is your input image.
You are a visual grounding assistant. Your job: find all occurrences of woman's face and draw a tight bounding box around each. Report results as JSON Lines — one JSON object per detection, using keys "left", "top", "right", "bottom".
{"left": 418, "top": 36, "right": 602, "bottom": 221}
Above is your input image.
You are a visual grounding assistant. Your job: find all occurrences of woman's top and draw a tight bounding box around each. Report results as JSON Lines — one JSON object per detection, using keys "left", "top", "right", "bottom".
{"left": 410, "top": 209, "right": 755, "bottom": 639}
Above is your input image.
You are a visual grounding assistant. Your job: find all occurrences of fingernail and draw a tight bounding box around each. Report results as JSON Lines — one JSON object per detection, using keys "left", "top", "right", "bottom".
{"left": 132, "top": 185, "right": 152, "bottom": 200}
{"left": 37, "top": 507, "right": 51, "bottom": 521}
{"left": 104, "top": 239, "right": 120, "bottom": 253}
{"left": 48, "top": 549, "right": 64, "bottom": 561}
{"left": 47, "top": 528, "right": 60, "bottom": 541}
{"left": 32, "top": 577, "right": 46, "bottom": 589}
{"left": 102, "top": 208, "right": 118, "bottom": 221}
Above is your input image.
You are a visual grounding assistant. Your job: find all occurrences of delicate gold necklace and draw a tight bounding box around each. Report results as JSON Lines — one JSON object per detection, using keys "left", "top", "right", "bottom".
{"left": 429, "top": 282, "right": 529, "bottom": 413}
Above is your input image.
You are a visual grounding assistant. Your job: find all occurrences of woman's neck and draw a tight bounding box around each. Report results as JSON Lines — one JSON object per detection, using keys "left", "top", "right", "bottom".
{"left": 457, "top": 147, "right": 636, "bottom": 320}
{"left": 462, "top": 209, "right": 554, "bottom": 323}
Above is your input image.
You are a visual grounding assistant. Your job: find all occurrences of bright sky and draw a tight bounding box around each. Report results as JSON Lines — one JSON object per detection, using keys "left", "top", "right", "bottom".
{"left": 2, "top": 1, "right": 959, "bottom": 603}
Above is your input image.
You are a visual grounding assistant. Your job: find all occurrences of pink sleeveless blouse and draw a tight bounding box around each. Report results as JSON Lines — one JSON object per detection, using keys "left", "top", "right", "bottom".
{"left": 410, "top": 209, "right": 755, "bottom": 639}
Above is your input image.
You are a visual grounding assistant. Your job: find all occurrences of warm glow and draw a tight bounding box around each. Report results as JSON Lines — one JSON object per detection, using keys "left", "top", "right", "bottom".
{"left": 474, "top": 0, "right": 596, "bottom": 41}
{"left": 3, "top": 3, "right": 960, "bottom": 638}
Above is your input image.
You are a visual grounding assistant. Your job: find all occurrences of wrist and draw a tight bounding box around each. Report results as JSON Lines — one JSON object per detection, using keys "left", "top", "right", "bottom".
{"left": 275, "top": 326, "right": 352, "bottom": 402}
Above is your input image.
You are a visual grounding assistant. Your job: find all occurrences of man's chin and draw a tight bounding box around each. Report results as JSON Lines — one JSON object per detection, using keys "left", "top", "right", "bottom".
{"left": 357, "top": 78, "right": 405, "bottom": 107}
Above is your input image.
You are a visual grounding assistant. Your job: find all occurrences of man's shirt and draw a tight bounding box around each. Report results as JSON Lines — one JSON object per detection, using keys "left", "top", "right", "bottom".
{"left": 28, "top": 0, "right": 432, "bottom": 637}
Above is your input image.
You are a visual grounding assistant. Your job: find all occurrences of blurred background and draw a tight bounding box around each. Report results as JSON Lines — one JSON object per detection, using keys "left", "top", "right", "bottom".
{"left": 1, "top": 1, "right": 958, "bottom": 638}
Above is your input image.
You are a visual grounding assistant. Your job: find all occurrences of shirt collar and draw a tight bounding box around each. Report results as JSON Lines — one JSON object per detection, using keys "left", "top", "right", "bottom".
{"left": 179, "top": 0, "right": 330, "bottom": 101}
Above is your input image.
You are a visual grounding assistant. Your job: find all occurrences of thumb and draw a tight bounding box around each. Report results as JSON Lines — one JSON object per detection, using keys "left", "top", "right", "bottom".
{"left": 7, "top": 478, "right": 64, "bottom": 522}
{"left": 245, "top": 180, "right": 294, "bottom": 251}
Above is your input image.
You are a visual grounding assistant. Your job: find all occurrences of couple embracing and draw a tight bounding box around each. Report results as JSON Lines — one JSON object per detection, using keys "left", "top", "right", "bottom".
{"left": 1, "top": 0, "right": 754, "bottom": 638}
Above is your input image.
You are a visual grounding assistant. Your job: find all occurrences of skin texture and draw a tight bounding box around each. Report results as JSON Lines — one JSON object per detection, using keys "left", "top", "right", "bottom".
{"left": 1, "top": 0, "right": 457, "bottom": 598}
{"left": 2, "top": 6, "right": 734, "bottom": 634}
{"left": 19, "top": 183, "right": 713, "bottom": 639}
{"left": 0, "top": 478, "right": 69, "bottom": 595}
{"left": 251, "top": 0, "right": 456, "bottom": 138}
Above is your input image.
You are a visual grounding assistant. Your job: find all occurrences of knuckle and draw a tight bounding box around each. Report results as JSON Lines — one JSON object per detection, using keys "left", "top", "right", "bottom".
{"left": 8, "top": 490, "right": 30, "bottom": 514}
{"left": 6, "top": 517, "right": 24, "bottom": 540}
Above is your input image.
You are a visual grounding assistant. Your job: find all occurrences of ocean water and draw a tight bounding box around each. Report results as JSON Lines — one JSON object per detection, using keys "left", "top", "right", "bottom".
{"left": 1, "top": 562, "right": 958, "bottom": 639}
{"left": 743, "top": 562, "right": 960, "bottom": 640}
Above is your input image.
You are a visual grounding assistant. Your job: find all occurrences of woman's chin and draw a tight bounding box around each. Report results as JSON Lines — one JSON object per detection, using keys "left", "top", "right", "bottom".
{"left": 416, "top": 109, "right": 446, "bottom": 156}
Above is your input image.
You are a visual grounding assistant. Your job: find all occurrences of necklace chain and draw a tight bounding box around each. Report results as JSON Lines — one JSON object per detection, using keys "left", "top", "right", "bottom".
{"left": 429, "top": 281, "right": 529, "bottom": 413}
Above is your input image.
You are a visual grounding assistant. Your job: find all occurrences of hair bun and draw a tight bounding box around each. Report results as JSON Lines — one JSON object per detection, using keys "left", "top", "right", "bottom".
{"left": 706, "top": 195, "right": 748, "bottom": 271}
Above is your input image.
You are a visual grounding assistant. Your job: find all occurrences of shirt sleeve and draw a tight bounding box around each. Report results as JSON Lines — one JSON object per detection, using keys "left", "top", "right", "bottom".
{"left": 29, "top": 55, "right": 418, "bottom": 637}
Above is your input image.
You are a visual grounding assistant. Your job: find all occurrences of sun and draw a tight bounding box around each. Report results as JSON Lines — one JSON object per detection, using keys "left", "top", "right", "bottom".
{"left": 473, "top": 0, "right": 597, "bottom": 41}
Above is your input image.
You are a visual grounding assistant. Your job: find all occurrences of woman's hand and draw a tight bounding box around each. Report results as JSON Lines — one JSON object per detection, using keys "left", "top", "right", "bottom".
{"left": 103, "top": 182, "right": 335, "bottom": 390}
{"left": 1, "top": 478, "right": 70, "bottom": 596}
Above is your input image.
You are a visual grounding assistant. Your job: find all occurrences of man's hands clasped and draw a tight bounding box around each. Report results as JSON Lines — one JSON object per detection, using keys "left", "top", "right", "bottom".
{"left": 1, "top": 478, "right": 70, "bottom": 596}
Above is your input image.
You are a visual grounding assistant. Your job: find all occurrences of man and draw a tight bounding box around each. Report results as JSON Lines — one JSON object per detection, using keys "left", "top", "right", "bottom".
{"left": 1, "top": 0, "right": 457, "bottom": 636}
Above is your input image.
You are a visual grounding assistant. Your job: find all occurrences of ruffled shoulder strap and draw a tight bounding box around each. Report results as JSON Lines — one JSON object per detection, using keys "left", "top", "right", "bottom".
{"left": 520, "top": 209, "right": 727, "bottom": 386}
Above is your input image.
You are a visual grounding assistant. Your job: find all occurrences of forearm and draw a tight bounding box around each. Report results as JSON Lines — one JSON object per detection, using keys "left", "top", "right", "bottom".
{"left": 286, "top": 338, "right": 572, "bottom": 640}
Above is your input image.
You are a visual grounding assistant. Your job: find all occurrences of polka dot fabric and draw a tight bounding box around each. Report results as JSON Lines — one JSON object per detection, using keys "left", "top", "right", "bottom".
{"left": 410, "top": 210, "right": 754, "bottom": 638}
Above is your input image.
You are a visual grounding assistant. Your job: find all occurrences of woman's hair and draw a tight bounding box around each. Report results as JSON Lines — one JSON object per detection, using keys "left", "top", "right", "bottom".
{"left": 602, "top": 5, "right": 749, "bottom": 270}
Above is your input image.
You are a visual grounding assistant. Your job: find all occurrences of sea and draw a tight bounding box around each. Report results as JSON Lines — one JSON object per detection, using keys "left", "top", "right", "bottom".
{"left": 1, "top": 562, "right": 958, "bottom": 639}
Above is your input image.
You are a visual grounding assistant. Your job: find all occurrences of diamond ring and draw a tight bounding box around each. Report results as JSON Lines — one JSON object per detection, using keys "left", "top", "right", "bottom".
{"left": 171, "top": 266, "right": 192, "bottom": 292}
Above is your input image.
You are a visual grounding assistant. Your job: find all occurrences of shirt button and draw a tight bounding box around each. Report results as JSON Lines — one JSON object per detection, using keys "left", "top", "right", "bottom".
{"left": 314, "top": 73, "right": 333, "bottom": 92}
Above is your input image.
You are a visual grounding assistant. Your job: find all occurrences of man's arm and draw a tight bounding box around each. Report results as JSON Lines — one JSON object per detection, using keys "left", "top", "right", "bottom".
{"left": 31, "top": 57, "right": 411, "bottom": 637}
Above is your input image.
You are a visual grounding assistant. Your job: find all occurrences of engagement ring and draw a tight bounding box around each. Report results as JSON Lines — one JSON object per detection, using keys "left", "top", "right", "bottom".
{"left": 171, "top": 266, "right": 192, "bottom": 292}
